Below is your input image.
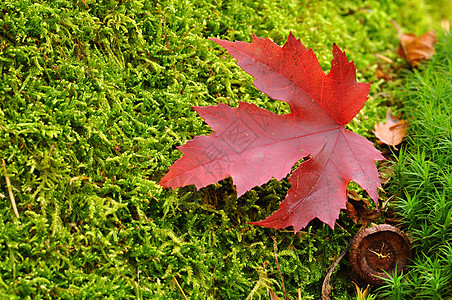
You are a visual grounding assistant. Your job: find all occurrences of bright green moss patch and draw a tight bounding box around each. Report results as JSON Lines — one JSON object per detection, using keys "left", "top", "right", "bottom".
{"left": 385, "top": 32, "right": 452, "bottom": 299}
{"left": 0, "top": 0, "right": 444, "bottom": 298}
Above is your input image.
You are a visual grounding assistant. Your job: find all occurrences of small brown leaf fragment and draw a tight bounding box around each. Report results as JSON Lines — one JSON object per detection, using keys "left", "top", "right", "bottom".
{"left": 375, "top": 54, "right": 394, "bottom": 81}
{"left": 346, "top": 190, "right": 380, "bottom": 226}
{"left": 375, "top": 65, "right": 393, "bottom": 81}
{"left": 347, "top": 190, "right": 366, "bottom": 202}
{"left": 378, "top": 160, "right": 395, "bottom": 186}
{"left": 392, "top": 20, "right": 437, "bottom": 66}
{"left": 373, "top": 108, "right": 408, "bottom": 148}
{"left": 346, "top": 201, "right": 360, "bottom": 224}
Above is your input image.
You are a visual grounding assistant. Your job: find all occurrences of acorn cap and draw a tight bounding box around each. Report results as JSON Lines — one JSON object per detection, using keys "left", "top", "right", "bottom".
{"left": 349, "top": 224, "right": 411, "bottom": 286}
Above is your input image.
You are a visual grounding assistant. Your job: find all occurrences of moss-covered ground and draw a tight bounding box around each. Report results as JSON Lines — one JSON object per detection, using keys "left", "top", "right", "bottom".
{"left": 0, "top": 0, "right": 449, "bottom": 298}
{"left": 380, "top": 32, "right": 452, "bottom": 299}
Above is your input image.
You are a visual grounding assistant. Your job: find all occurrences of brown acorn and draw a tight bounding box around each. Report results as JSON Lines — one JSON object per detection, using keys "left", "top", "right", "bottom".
{"left": 349, "top": 224, "right": 411, "bottom": 286}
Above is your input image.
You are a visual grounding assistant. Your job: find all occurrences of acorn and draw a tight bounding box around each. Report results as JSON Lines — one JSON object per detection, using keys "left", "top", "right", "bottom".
{"left": 349, "top": 224, "right": 411, "bottom": 286}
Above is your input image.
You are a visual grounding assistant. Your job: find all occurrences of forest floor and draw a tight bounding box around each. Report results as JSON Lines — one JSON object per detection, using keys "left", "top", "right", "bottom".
{"left": 0, "top": 0, "right": 450, "bottom": 299}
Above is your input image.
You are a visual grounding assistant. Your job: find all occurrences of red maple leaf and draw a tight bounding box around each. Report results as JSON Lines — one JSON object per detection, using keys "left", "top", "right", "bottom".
{"left": 159, "top": 33, "right": 384, "bottom": 232}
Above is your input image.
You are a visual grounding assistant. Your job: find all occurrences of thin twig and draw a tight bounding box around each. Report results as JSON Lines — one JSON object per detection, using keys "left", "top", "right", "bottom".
{"left": 137, "top": 267, "right": 141, "bottom": 290}
{"left": 172, "top": 276, "right": 188, "bottom": 300}
{"left": 2, "top": 159, "right": 19, "bottom": 218}
{"left": 272, "top": 235, "right": 287, "bottom": 300}
{"left": 375, "top": 53, "right": 394, "bottom": 64}
{"left": 321, "top": 225, "right": 366, "bottom": 300}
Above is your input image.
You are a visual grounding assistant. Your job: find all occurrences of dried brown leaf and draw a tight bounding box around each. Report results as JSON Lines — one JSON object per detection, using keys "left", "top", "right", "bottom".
{"left": 373, "top": 108, "right": 408, "bottom": 148}
{"left": 392, "top": 20, "right": 437, "bottom": 66}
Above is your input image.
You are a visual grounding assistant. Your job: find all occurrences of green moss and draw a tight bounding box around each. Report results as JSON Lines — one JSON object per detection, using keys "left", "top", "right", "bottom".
{"left": 0, "top": 0, "right": 445, "bottom": 298}
{"left": 385, "top": 32, "right": 452, "bottom": 299}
